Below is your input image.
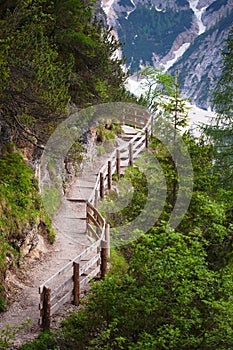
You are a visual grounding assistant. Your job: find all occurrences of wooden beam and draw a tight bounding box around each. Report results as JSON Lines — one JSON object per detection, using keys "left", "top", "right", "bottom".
{"left": 145, "top": 128, "right": 149, "bottom": 148}
{"left": 100, "top": 172, "right": 104, "bottom": 199}
{"left": 108, "top": 161, "right": 112, "bottom": 190}
{"left": 129, "top": 143, "right": 133, "bottom": 167}
{"left": 73, "top": 262, "right": 80, "bottom": 306}
{"left": 116, "top": 149, "right": 120, "bottom": 177}
{"left": 41, "top": 287, "right": 51, "bottom": 331}
{"left": 101, "top": 240, "right": 108, "bottom": 278}
{"left": 105, "top": 223, "right": 110, "bottom": 258}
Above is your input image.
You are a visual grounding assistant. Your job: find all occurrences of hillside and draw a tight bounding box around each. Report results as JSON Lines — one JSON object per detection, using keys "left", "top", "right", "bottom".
{"left": 101, "top": 0, "right": 233, "bottom": 109}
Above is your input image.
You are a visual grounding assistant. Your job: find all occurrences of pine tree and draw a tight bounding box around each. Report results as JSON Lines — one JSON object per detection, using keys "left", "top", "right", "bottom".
{"left": 206, "top": 26, "right": 233, "bottom": 188}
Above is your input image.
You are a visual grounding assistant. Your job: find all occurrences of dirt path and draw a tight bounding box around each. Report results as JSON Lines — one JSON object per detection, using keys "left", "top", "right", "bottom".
{"left": 0, "top": 142, "right": 118, "bottom": 348}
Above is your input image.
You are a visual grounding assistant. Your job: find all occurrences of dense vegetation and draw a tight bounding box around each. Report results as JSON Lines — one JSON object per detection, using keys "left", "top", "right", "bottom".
{"left": 19, "top": 135, "right": 233, "bottom": 349}
{"left": 0, "top": 0, "right": 232, "bottom": 348}
{"left": 205, "top": 26, "right": 233, "bottom": 189}
{"left": 0, "top": 0, "right": 130, "bottom": 146}
{"left": 19, "top": 26, "right": 233, "bottom": 349}
{"left": 0, "top": 144, "right": 55, "bottom": 310}
{"left": 0, "top": 0, "right": 131, "bottom": 310}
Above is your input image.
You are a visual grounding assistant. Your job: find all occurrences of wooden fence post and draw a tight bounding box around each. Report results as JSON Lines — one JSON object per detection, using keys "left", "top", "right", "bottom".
{"left": 116, "top": 149, "right": 120, "bottom": 178}
{"left": 42, "top": 286, "right": 51, "bottom": 331}
{"left": 101, "top": 240, "right": 108, "bottom": 278}
{"left": 94, "top": 189, "right": 98, "bottom": 221}
{"left": 145, "top": 128, "right": 149, "bottom": 148}
{"left": 151, "top": 115, "right": 154, "bottom": 137}
{"left": 105, "top": 223, "right": 110, "bottom": 258}
{"left": 73, "top": 262, "right": 80, "bottom": 306}
{"left": 108, "top": 161, "right": 112, "bottom": 190}
{"left": 100, "top": 172, "right": 104, "bottom": 199}
{"left": 94, "top": 189, "right": 98, "bottom": 209}
{"left": 129, "top": 143, "right": 133, "bottom": 167}
{"left": 122, "top": 112, "right": 125, "bottom": 125}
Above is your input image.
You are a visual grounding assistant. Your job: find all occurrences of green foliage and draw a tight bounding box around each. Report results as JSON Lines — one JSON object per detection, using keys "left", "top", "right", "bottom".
{"left": 100, "top": 166, "right": 148, "bottom": 230}
{"left": 0, "top": 0, "right": 130, "bottom": 147}
{"left": 0, "top": 150, "right": 41, "bottom": 242}
{"left": 0, "top": 319, "right": 32, "bottom": 349}
{"left": 0, "top": 0, "right": 71, "bottom": 141}
{"left": 212, "top": 26, "right": 233, "bottom": 117}
{"left": 23, "top": 230, "right": 233, "bottom": 349}
{"left": 20, "top": 331, "right": 58, "bottom": 350}
{"left": 183, "top": 134, "right": 215, "bottom": 192}
{"left": 205, "top": 26, "right": 233, "bottom": 188}
{"left": 138, "top": 67, "right": 189, "bottom": 132}
{"left": 19, "top": 118, "right": 233, "bottom": 350}
{"left": 0, "top": 146, "right": 55, "bottom": 305}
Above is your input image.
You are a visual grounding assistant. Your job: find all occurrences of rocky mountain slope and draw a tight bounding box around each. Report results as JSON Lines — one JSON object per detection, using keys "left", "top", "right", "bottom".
{"left": 101, "top": 0, "right": 233, "bottom": 109}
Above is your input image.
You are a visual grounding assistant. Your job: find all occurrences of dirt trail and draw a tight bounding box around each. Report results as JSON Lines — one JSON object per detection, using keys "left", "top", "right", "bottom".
{"left": 0, "top": 144, "right": 117, "bottom": 348}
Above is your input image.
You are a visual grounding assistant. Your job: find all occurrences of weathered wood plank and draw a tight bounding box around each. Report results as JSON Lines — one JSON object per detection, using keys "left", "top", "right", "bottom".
{"left": 87, "top": 202, "right": 105, "bottom": 226}
{"left": 39, "top": 238, "right": 102, "bottom": 292}
{"left": 86, "top": 223, "right": 99, "bottom": 240}
{"left": 50, "top": 290, "right": 73, "bottom": 316}
{"left": 101, "top": 240, "right": 108, "bottom": 278}
{"left": 80, "top": 253, "right": 100, "bottom": 275}
{"left": 133, "top": 142, "right": 146, "bottom": 159}
{"left": 133, "top": 134, "right": 145, "bottom": 149}
{"left": 80, "top": 266, "right": 101, "bottom": 289}
{"left": 39, "top": 112, "right": 152, "bottom": 324}
{"left": 73, "top": 262, "right": 80, "bottom": 306}
{"left": 41, "top": 287, "right": 51, "bottom": 330}
{"left": 87, "top": 212, "right": 102, "bottom": 231}
{"left": 50, "top": 277, "right": 73, "bottom": 303}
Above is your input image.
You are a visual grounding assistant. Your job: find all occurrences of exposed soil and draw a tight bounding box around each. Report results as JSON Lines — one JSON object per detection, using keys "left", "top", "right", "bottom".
{"left": 0, "top": 142, "right": 117, "bottom": 349}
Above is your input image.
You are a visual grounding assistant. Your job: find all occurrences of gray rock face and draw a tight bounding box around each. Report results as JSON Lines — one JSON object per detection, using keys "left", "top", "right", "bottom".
{"left": 101, "top": 0, "right": 233, "bottom": 109}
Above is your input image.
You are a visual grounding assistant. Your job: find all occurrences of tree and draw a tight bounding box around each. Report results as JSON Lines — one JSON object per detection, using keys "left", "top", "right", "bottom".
{"left": 138, "top": 66, "right": 189, "bottom": 134}
{"left": 22, "top": 229, "right": 233, "bottom": 350}
{"left": 212, "top": 26, "right": 233, "bottom": 118}
{"left": 0, "top": 0, "right": 130, "bottom": 148}
{"left": 206, "top": 26, "right": 233, "bottom": 188}
{"left": 137, "top": 67, "right": 191, "bottom": 207}
{"left": 0, "top": 0, "right": 72, "bottom": 145}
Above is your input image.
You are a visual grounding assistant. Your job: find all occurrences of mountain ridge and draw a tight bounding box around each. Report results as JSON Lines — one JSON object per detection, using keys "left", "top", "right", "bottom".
{"left": 100, "top": 0, "right": 233, "bottom": 109}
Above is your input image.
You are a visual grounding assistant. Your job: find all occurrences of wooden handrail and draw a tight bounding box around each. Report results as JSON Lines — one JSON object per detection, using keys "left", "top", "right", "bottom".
{"left": 39, "top": 107, "right": 153, "bottom": 330}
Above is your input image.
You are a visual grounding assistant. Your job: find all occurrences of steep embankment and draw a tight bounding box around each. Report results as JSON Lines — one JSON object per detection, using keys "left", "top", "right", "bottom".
{"left": 0, "top": 144, "right": 114, "bottom": 347}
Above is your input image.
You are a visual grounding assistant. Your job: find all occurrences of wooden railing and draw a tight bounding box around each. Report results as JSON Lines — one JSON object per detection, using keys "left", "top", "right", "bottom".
{"left": 88, "top": 108, "right": 153, "bottom": 204}
{"left": 39, "top": 106, "right": 153, "bottom": 330}
{"left": 39, "top": 202, "right": 108, "bottom": 330}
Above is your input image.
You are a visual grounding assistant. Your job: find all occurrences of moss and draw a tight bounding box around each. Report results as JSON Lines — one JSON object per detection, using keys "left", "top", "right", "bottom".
{"left": 0, "top": 146, "right": 55, "bottom": 307}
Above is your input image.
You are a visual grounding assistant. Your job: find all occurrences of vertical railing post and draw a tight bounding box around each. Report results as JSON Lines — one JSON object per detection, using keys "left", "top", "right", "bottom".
{"left": 73, "top": 262, "right": 80, "bottom": 306}
{"left": 100, "top": 172, "right": 104, "bottom": 199}
{"left": 42, "top": 286, "right": 51, "bottom": 331}
{"left": 97, "top": 244, "right": 101, "bottom": 278}
{"left": 108, "top": 161, "right": 112, "bottom": 190}
{"left": 94, "top": 189, "right": 99, "bottom": 222}
{"left": 145, "top": 128, "right": 149, "bottom": 148}
{"left": 129, "top": 143, "right": 133, "bottom": 167}
{"left": 122, "top": 112, "right": 125, "bottom": 125}
{"left": 101, "top": 240, "right": 108, "bottom": 278}
{"left": 94, "top": 189, "right": 98, "bottom": 209}
{"left": 105, "top": 223, "right": 110, "bottom": 258}
{"left": 151, "top": 115, "right": 154, "bottom": 137}
{"left": 116, "top": 149, "right": 120, "bottom": 178}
